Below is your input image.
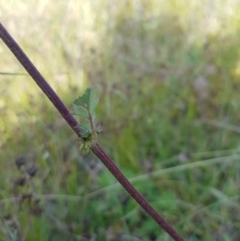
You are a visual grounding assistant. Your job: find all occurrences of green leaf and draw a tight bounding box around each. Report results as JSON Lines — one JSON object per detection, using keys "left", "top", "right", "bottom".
{"left": 80, "top": 126, "right": 91, "bottom": 139}
{"left": 72, "top": 86, "right": 99, "bottom": 154}
{"left": 88, "top": 87, "right": 99, "bottom": 116}
{"left": 81, "top": 122, "right": 91, "bottom": 129}
{"left": 72, "top": 106, "right": 89, "bottom": 119}
{"left": 74, "top": 86, "right": 98, "bottom": 112}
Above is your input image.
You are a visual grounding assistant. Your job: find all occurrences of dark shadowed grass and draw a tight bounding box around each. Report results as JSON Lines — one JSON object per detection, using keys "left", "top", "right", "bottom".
{"left": 1, "top": 0, "right": 240, "bottom": 240}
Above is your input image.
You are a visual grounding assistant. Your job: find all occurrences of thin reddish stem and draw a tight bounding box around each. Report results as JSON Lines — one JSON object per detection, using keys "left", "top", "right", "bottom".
{"left": 0, "top": 22, "right": 184, "bottom": 241}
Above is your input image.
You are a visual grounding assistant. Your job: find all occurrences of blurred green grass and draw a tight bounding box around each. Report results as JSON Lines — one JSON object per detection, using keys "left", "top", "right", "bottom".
{"left": 1, "top": 0, "right": 240, "bottom": 240}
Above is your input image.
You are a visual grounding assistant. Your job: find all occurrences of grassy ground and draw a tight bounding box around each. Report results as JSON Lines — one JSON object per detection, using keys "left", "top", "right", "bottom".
{"left": 1, "top": 0, "right": 240, "bottom": 240}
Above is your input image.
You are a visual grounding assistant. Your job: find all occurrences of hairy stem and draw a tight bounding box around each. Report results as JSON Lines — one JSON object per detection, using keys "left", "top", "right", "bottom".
{"left": 0, "top": 22, "right": 184, "bottom": 241}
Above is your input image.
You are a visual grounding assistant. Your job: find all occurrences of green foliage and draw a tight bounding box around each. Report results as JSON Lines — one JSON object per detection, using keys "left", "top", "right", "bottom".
{"left": 73, "top": 87, "right": 98, "bottom": 123}
{"left": 72, "top": 86, "right": 99, "bottom": 153}
{"left": 2, "top": 1, "right": 240, "bottom": 240}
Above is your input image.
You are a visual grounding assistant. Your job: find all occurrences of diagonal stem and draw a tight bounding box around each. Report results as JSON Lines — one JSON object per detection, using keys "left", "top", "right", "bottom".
{"left": 0, "top": 22, "right": 184, "bottom": 241}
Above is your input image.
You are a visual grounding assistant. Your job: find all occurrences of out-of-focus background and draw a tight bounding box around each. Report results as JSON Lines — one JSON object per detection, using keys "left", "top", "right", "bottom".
{"left": 1, "top": 1, "right": 240, "bottom": 240}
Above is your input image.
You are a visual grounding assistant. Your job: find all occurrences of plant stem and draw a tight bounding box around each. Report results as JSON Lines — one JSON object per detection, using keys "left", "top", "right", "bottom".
{"left": 0, "top": 22, "right": 184, "bottom": 241}
{"left": 88, "top": 110, "right": 97, "bottom": 141}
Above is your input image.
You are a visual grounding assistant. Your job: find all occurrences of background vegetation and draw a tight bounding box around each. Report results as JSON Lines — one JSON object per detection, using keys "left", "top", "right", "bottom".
{"left": 1, "top": 0, "right": 240, "bottom": 240}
